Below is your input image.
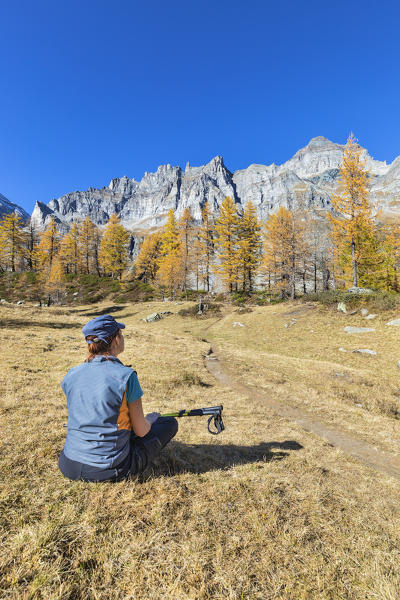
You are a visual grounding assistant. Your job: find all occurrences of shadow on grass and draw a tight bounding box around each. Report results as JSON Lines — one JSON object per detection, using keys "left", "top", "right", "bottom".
{"left": 145, "top": 440, "right": 303, "bottom": 478}
{"left": 72, "top": 305, "right": 128, "bottom": 316}
{"left": 0, "top": 319, "right": 80, "bottom": 329}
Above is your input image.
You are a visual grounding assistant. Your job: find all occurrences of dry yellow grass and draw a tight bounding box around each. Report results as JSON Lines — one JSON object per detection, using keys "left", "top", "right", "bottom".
{"left": 1, "top": 300, "right": 400, "bottom": 599}
{"left": 207, "top": 303, "right": 400, "bottom": 455}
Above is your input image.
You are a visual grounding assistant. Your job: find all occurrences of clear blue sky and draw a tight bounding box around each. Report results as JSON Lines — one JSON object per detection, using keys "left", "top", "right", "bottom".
{"left": 1, "top": 0, "right": 400, "bottom": 214}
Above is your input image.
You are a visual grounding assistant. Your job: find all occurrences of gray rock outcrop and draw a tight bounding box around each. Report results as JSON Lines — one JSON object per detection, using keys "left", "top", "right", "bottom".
{"left": 29, "top": 136, "right": 400, "bottom": 233}
{"left": 344, "top": 326, "right": 376, "bottom": 334}
{"left": 347, "top": 287, "right": 374, "bottom": 294}
{"left": 386, "top": 318, "right": 400, "bottom": 326}
{"left": 31, "top": 156, "right": 238, "bottom": 233}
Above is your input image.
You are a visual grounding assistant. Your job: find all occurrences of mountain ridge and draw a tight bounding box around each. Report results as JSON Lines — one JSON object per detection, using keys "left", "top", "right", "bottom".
{"left": 23, "top": 137, "right": 400, "bottom": 231}
{"left": 0, "top": 193, "right": 30, "bottom": 222}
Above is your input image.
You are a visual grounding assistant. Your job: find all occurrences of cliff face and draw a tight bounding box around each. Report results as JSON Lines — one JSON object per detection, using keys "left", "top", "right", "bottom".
{"left": 30, "top": 137, "right": 400, "bottom": 232}
{"left": 0, "top": 193, "right": 30, "bottom": 221}
{"left": 31, "top": 156, "right": 238, "bottom": 232}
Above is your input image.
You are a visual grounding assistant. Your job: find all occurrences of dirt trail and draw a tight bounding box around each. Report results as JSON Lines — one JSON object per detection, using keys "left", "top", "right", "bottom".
{"left": 202, "top": 317, "right": 400, "bottom": 481}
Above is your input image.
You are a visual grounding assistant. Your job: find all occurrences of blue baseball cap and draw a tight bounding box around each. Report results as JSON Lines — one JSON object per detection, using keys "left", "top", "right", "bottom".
{"left": 82, "top": 314, "right": 126, "bottom": 344}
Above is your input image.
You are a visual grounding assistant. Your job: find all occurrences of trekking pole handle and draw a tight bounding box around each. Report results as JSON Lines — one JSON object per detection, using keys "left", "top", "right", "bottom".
{"left": 160, "top": 405, "right": 225, "bottom": 434}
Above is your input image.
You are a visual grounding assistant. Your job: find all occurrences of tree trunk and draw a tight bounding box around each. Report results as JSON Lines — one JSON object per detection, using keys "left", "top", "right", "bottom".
{"left": 331, "top": 254, "right": 337, "bottom": 290}
{"left": 314, "top": 262, "right": 317, "bottom": 292}
{"left": 323, "top": 268, "right": 331, "bottom": 291}
{"left": 291, "top": 260, "right": 296, "bottom": 300}
{"left": 351, "top": 239, "right": 357, "bottom": 287}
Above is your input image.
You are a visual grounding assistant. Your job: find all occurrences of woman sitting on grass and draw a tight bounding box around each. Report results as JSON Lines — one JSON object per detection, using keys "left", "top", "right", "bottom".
{"left": 58, "top": 314, "right": 178, "bottom": 482}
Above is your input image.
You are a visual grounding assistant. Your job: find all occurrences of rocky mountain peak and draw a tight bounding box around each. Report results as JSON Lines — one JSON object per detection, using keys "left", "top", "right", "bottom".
{"left": 283, "top": 137, "right": 344, "bottom": 179}
{"left": 28, "top": 137, "right": 400, "bottom": 234}
{"left": 307, "top": 135, "right": 337, "bottom": 146}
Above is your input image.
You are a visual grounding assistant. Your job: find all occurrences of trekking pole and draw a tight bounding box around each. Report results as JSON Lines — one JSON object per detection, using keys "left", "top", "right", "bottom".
{"left": 160, "top": 405, "right": 225, "bottom": 435}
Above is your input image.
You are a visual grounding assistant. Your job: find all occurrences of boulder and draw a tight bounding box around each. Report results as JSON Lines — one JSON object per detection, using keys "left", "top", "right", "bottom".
{"left": 16, "top": 300, "right": 24, "bottom": 305}
{"left": 365, "top": 314, "right": 377, "bottom": 320}
{"left": 233, "top": 321, "right": 244, "bottom": 327}
{"left": 338, "top": 347, "right": 348, "bottom": 352}
{"left": 337, "top": 302, "right": 347, "bottom": 313}
{"left": 352, "top": 349, "right": 377, "bottom": 355}
{"left": 143, "top": 312, "right": 162, "bottom": 322}
{"left": 0, "top": 299, "right": 6, "bottom": 304}
{"left": 347, "top": 287, "right": 373, "bottom": 294}
{"left": 361, "top": 308, "right": 369, "bottom": 317}
{"left": 386, "top": 318, "right": 400, "bottom": 326}
{"left": 344, "top": 326, "right": 375, "bottom": 334}
{"left": 284, "top": 319, "right": 297, "bottom": 328}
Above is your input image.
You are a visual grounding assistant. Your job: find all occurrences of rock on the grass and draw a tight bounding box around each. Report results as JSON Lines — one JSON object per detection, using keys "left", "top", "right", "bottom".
{"left": 143, "top": 312, "right": 162, "bottom": 322}
{"left": 397, "top": 361, "right": 400, "bottom": 369}
{"left": 233, "top": 321, "right": 245, "bottom": 327}
{"left": 365, "top": 314, "right": 377, "bottom": 320}
{"left": 337, "top": 302, "right": 347, "bottom": 313}
{"left": 284, "top": 319, "right": 297, "bottom": 328}
{"left": 338, "top": 347, "right": 348, "bottom": 352}
{"left": 361, "top": 308, "right": 369, "bottom": 316}
{"left": 16, "top": 300, "right": 23, "bottom": 305}
{"left": 344, "top": 326, "right": 376, "bottom": 334}
{"left": 0, "top": 299, "right": 6, "bottom": 304}
{"left": 347, "top": 287, "right": 374, "bottom": 294}
{"left": 352, "top": 349, "right": 377, "bottom": 355}
{"left": 386, "top": 318, "right": 400, "bottom": 326}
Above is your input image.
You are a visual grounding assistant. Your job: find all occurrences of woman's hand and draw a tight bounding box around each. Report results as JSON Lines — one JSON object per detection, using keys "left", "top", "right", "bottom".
{"left": 129, "top": 399, "right": 159, "bottom": 437}
{"left": 145, "top": 412, "right": 160, "bottom": 426}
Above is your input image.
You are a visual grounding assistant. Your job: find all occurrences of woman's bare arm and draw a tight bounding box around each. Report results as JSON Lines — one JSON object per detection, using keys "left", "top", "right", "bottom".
{"left": 128, "top": 397, "right": 151, "bottom": 437}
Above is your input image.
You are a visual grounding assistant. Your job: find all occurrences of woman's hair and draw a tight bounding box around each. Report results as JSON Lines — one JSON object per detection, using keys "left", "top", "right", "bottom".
{"left": 85, "top": 329, "right": 121, "bottom": 362}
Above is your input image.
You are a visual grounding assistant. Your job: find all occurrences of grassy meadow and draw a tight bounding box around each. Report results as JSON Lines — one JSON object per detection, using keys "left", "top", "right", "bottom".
{"left": 1, "top": 299, "right": 400, "bottom": 599}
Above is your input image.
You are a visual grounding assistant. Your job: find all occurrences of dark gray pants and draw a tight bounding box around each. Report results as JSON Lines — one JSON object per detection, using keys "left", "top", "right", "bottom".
{"left": 59, "top": 417, "right": 178, "bottom": 482}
